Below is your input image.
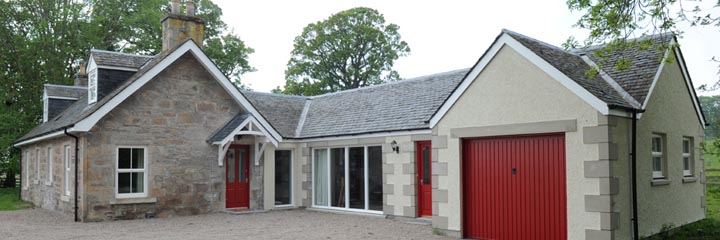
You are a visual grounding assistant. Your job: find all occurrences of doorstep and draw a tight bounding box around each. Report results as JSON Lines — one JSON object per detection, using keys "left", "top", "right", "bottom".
{"left": 223, "top": 207, "right": 267, "bottom": 215}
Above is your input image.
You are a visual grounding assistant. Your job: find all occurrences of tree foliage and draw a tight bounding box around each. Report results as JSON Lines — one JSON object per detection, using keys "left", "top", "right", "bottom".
{"left": 0, "top": 0, "right": 254, "bottom": 187}
{"left": 281, "top": 7, "right": 410, "bottom": 96}
{"left": 700, "top": 96, "right": 720, "bottom": 138}
{"left": 565, "top": 0, "right": 718, "bottom": 82}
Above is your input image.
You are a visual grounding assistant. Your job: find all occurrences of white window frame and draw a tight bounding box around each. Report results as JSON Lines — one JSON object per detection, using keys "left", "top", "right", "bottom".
{"left": 64, "top": 145, "right": 71, "bottom": 196}
{"left": 651, "top": 134, "right": 665, "bottom": 179}
{"left": 46, "top": 147, "right": 53, "bottom": 185}
{"left": 274, "top": 149, "right": 294, "bottom": 208}
{"left": 682, "top": 138, "right": 693, "bottom": 177}
{"left": 311, "top": 145, "right": 383, "bottom": 214}
{"left": 24, "top": 151, "right": 29, "bottom": 189}
{"left": 115, "top": 146, "right": 148, "bottom": 199}
{"left": 35, "top": 148, "right": 40, "bottom": 183}
{"left": 87, "top": 67, "right": 98, "bottom": 104}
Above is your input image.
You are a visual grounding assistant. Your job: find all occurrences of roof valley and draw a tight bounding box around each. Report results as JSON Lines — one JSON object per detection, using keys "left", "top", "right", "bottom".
{"left": 294, "top": 99, "right": 312, "bottom": 138}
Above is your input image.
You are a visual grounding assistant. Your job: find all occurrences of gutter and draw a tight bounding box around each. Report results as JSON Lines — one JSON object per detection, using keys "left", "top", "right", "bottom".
{"left": 63, "top": 128, "right": 80, "bottom": 222}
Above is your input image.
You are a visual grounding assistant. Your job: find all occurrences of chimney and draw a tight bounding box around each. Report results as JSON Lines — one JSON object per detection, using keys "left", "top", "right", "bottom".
{"left": 161, "top": 0, "right": 205, "bottom": 51}
{"left": 75, "top": 61, "right": 88, "bottom": 87}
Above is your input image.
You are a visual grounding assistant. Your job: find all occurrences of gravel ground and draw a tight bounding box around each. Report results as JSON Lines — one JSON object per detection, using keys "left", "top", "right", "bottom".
{"left": 0, "top": 208, "right": 451, "bottom": 240}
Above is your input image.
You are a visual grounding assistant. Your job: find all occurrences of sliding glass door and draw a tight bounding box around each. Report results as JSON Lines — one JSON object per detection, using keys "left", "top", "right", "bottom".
{"left": 312, "top": 146, "right": 383, "bottom": 213}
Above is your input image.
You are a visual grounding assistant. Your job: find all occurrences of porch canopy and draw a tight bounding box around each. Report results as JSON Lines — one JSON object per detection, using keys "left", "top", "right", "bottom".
{"left": 208, "top": 113, "right": 278, "bottom": 166}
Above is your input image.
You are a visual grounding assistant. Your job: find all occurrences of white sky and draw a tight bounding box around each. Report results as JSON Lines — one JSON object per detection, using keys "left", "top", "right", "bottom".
{"left": 213, "top": 0, "right": 720, "bottom": 96}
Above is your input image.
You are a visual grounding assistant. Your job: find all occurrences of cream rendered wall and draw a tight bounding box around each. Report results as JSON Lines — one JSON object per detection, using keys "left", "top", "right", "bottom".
{"left": 263, "top": 142, "right": 303, "bottom": 210}
{"left": 633, "top": 51, "right": 705, "bottom": 237}
{"left": 433, "top": 45, "right": 602, "bottom": 239}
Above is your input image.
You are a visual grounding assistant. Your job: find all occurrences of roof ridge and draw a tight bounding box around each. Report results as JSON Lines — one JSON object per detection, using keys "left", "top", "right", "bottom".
{"left": 90, "top": 49, "right": 155, "bottom": 58}
{"left": 44, "top": 84, "right": 86, "bottom": 89}
{"left": 310, "top": 68, "right": 470, "bottom": 99}
{"left": 579, "top": 55, "right": 642, "bottom": 108}
{"left": 294, "top": 99, "right": 312, "bottom": 137}
{"left": 571, "top": 32, "right": 675, "bottom": 53}
{"left": 240, "top": 90, "right": 309, "bottom": 99}
{"left": 502, "top": 29, "right": 570, "bottom": 53}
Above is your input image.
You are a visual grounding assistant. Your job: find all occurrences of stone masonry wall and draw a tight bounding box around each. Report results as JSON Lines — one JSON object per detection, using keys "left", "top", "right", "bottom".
{"left": 20, "top": 135, "right": 83, "bottom": 219}
{"left": 83, "top": 53, "right": 240, "bottom": 221}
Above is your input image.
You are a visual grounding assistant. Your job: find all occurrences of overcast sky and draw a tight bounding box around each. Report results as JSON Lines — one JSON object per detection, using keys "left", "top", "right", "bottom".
{"left": 212, "top": 0, "right": 720, "bottom": 96}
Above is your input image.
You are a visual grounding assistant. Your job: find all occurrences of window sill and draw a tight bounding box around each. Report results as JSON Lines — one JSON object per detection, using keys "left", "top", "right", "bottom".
{"left": 651, "top": 178, "right": 671, "bottom": 186}
{"left": 33, "top": 180, "right": 39, "bottom": 185}
{"left": 60, "top": 195, "right": 70, "bottom": 202}
{"left": 682, "top": 177, "right": 697, "bottom": 183}
{"left": 45, "top": 181, "right": 52, "bottom": 186}
{"left": 110, "top": 197, "right": 156, "bottom": 205}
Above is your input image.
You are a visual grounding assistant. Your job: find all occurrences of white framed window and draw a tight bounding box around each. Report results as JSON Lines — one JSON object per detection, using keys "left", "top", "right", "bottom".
{"left": 682, "top": 138, "right": 693, "bottom": 177}
{"left": 311, "top": 145, "right": 383, "bottom": 213}
{"left": 64, "top": 145, "right": 71, "bottom": 196}
{"left": 24, "top": 151, "right": 29, "bottom": 188}
{"left": 87, "top": 68, "right": 98, "bottom": 104}
{"left": 651, "top": 134, "right": 665, "bottom": 179}
{"left": 35, "top": 148, "right": 40, "bottom": 183}
{"left": 116, "top": 147, "right": 147, "bottom": 198}
{"left": 47, "top": 147, "right": 53, "bottom": 185}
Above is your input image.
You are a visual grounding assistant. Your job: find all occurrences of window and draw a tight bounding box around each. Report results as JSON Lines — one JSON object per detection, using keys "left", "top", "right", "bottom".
{"left": 64, "top": 145, "right": 71, "bottom": 196}
{"left": 47, "top": 147, "right": 53, "bottom": 184}
{"left": 35, "top": 149, "right": 40, "bottom": 182}
{"left": 651, "top": 134, "right": 665, "bottom": 179}
{"left": 312, "top": 145, "right": 383, "bottom": 212}
{"left": 683, "top": 138, "right": 693, "bottom": 177}
{"left": 274, "top": 150, "right": 292, "bottom": 206}
{"left": 116, "top": 147, "right": 147, "bottom": 198}
{"left": 24, "top": 151, "right": 29, "bottom": 188}
{"left": 87, "top": 68, "right": 97, "bottom": 104}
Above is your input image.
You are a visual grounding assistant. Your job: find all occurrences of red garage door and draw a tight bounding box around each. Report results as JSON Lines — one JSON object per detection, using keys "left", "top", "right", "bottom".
{"left": 462, "top": 133, "right": 566, "bottom": 240}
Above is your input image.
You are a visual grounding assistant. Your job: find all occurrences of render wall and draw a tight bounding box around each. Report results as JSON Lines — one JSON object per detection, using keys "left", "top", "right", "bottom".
{"left": 20, "top": 135, "right": 84, "bottom": 218}
{"left": 612, "top": 51, "right": 705, "bottom": 238}
{"left": 433, "top": 45, "right": 605, "bottom": 239}
{"left": 83, "top": 53, "right": 241, "bottom": 221}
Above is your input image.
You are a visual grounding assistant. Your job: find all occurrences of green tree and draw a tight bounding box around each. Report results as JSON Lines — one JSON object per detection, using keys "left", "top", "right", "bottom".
{"left": 0, "top": 0, "right": 254, "bottom": 187}
{"left": 86, "top": 0, "right": 255, "bottom": 87}
{"left": 281, "top": 7, "right": 410, "bottom": 96}
{"left": 700, "top": 96, "right": 720, "bottom": 137}
{"left": 565, "top": 0, "right": 718, "bottom": 82}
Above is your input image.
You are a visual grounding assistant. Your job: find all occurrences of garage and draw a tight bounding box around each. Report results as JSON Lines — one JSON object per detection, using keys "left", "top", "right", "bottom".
{"left": 462, "top": 133, "right": 567, "bottom": 239}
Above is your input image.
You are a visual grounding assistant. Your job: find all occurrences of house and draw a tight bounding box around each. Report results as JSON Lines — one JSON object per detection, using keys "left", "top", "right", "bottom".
{"left": 14, "top": 2, "right": 706, "bottom": 239}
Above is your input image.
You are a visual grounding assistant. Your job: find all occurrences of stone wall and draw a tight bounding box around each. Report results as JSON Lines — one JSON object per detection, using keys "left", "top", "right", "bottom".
{"left": 20, "top": 135, "right": 83, "bottom": 219}
{"left": 83, "top": 53, "right": 240, "bottom": 221}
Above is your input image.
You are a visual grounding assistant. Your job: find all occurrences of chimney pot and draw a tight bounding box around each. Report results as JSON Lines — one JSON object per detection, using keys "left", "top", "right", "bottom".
{"left": 170, "top": 0, "right": 180, "bottom": 14}
{"left": 186, "top": 0, "right": 195, "bottom": 16}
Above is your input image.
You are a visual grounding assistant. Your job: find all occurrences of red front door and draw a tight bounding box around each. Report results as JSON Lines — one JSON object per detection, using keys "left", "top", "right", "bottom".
{"left": 226, "top": 145, "right": 250, "bottom": 208}
{"left": 417, "top": 141, "right": 432, "bottom": 217}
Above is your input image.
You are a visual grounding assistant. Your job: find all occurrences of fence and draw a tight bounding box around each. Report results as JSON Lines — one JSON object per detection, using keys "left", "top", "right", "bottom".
{"left": 709, "top": 169, "right": 720, "bottom": 187}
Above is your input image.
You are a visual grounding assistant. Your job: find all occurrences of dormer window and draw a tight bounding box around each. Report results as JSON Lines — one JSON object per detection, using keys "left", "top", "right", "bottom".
{"left": 88, "top": 68, "right": 98, "bottom": 104}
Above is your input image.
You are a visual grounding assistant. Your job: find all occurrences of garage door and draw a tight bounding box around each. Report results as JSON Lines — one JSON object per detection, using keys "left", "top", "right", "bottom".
{"left": 462, "top": 133, "right": 566, "bottom": 239}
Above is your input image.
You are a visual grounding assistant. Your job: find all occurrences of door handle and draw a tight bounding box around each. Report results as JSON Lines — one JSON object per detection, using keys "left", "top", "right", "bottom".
{"left": 511, "top": 168, "right": 517, "bottom": 175}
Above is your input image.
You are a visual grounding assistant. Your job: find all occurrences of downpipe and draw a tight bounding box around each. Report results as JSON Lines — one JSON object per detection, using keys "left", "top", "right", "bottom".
{"left": 63, "top": 128, "right": 80, "bottom": 222}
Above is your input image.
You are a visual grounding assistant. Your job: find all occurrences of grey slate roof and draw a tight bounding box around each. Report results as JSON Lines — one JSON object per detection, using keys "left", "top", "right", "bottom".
{"left": 503, "top": 30, "right": 634, "bottom": 108}
{"left": 207, "top": 113, "right": 250, "bottom": 143}
{"left": 241, "top": 91, "right": 308, "bottom": 137}
{"left": 45, "top": 84, "right": 85, "bottom": 99}
{"left": 582, "top": 34, "right": 673, "bottom": 104}
{"left": 18, "top": 31, "right": 682, "bottom": 143}
{"left": 90, "top": 49, "right": 154, "bottom": 69}
{"left": 18, "top": 42, "right": 183, "bottom": 142}
{"left": 240, "top": 69, "right": 469, "bottom": 139}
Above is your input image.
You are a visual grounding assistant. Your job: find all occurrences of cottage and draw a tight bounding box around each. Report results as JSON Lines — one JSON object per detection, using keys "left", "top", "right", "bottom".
{"left": 14, "top": 2, "right": 706, "bottom": 239}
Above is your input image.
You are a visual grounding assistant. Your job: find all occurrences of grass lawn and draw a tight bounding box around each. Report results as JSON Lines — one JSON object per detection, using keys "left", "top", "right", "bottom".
{"left": 644, "top": 141, "right": 720, "bottom": 239}
{"left": 0, "top": 187, "right": 31, "bottom": 211}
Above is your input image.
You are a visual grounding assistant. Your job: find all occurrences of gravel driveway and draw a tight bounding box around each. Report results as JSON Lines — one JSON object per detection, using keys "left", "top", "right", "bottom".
{"left": 0, "top": 208, "right": 451, "bottom": 240}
